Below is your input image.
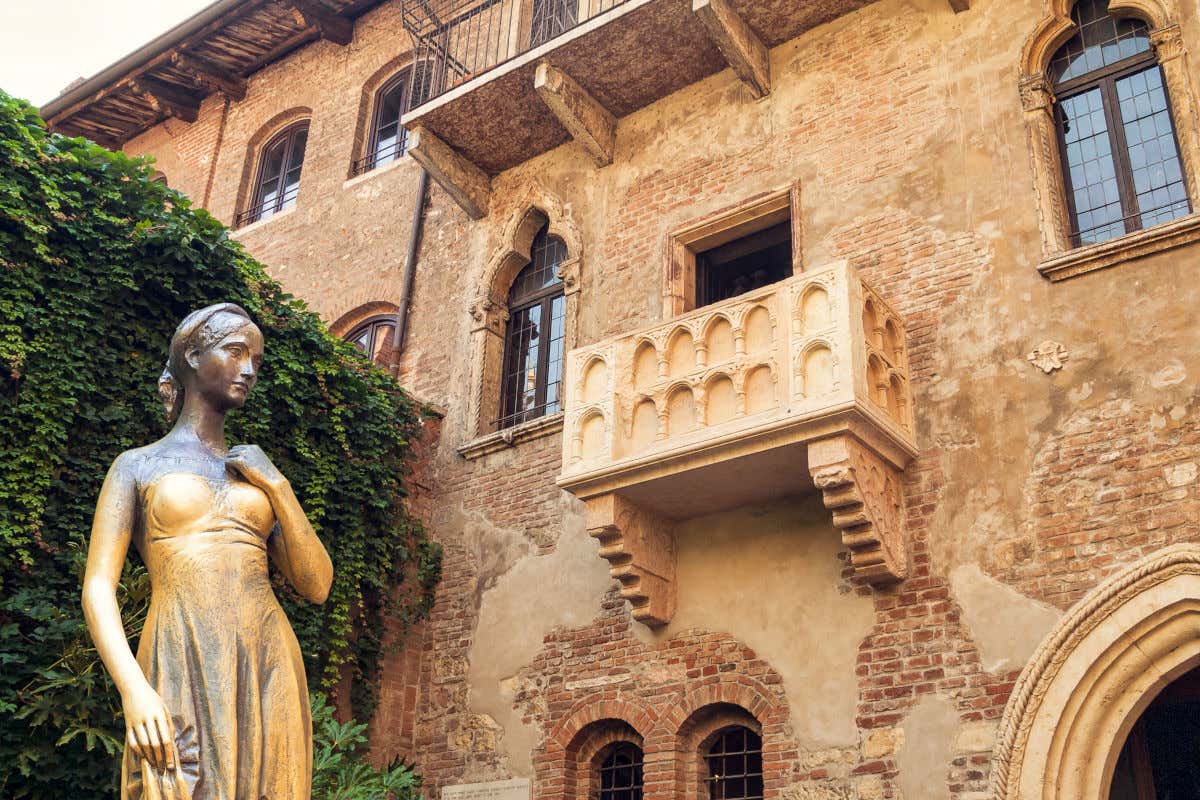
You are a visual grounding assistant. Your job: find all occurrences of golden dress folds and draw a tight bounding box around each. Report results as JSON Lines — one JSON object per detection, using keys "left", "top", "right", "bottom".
{"left": 122, "top": 468, "right": 311, "bottom": 800}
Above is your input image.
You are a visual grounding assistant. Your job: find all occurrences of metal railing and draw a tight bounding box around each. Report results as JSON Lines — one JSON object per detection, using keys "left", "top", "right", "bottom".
{"left": 234, "top": 185, "right": 299, "bottom": 228}
{"left": 400, "top": 0, "right": 633, "bottom": 106}
{"left": 350, "top": 135, "right": 411, "bottom": 177}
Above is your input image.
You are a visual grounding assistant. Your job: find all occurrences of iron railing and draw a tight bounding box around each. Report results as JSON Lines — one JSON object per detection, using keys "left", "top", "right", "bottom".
{"left": 350, "top": 134, "right": 412, "bottom": 177}
{"left": 234, "top": 185, "right": 299, "bottom": 228}
{"left": 399, "top": 0, "right": 634, "bottom": 106}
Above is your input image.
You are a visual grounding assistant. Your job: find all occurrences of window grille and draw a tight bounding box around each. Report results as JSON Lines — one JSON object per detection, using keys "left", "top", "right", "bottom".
{"left": 598, "top": 742, "right": 644, "bottom": 800}
{"left": 706, "top": 727, "right": 763, "bottom": 800}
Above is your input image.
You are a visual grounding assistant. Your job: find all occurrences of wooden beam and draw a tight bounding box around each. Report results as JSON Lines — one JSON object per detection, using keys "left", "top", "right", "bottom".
{"left": 533, "top": 60, "right": 616, "bottom": 166}
{"left": 171, "top": 52, "right": 247, "bottom": 101}
{"left": 692, "top": 0, "right": 770, "bottom": 98}
{"left": 949, "top": 0, "right": 969, "bottom": 10}
{"left": 407, "top": 125, "right": 492, "bottom": 220}
{"left": 290, "top": 0, "right": 353, "bottom": 46}
{"left": 129, "top": 77, "right": 201, "bottom": 123}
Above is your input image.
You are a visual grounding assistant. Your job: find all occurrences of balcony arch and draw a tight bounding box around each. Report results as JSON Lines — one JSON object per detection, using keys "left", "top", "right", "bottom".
{"left": 991, "top": 544, "right": 1200, "bottom": 800}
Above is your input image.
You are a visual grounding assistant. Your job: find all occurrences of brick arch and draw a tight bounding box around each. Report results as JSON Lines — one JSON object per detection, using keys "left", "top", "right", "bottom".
{"left": 234, "top": 106, "right": 313, "bottom": 222}
{"left": 642, "top": 678, "right": 789, "bottom": 800}
{"left": 534, "top": 696, "right": 658, "bottom": 800}
{"left": 329, "top": 300, "right": 400, "bottom": 339}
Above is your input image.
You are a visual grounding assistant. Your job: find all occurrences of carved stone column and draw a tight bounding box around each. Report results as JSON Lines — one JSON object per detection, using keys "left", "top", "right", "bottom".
{"left": 1019, "top": 72, "right": 1072, "bottom": 256}
{"left": 1152, "top": 25, "right": 1200, "bottom": 205}
{"left": 807, "top": 434, "right": 909, "bottom": 584}
{"left": 585, "top": 494, "right": 676, "bottom": 627}
{"left": 467, "top": 295, "right": 508, "bottom": 437}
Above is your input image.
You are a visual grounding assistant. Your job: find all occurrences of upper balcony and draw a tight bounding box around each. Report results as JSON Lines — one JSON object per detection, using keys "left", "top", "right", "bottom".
{"left": 556, "top": 261, "right": 918, "bottom": 626}
{"left": 398, "top": 0, "right": 886, "bottom": 215}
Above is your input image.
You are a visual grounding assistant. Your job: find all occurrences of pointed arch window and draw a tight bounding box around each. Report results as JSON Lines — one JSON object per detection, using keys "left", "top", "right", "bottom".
{"left": 1051, "top": 0, "right": 1189, "bottom": 246}
{"left": 498, "top": 224, "right": 567, "bottom": 428}
{"left": 240, "top": 121, "right": 309, "bottom": 226}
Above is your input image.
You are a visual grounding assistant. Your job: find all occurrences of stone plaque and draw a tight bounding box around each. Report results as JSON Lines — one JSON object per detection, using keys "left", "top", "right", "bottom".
{"left": 442, "top": 778, "right": 530, "bottom": 800}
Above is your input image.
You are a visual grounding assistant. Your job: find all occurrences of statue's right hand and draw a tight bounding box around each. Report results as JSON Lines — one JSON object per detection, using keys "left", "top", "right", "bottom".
{"left": 123, "top": 684, "right": 178, "bottom": 774}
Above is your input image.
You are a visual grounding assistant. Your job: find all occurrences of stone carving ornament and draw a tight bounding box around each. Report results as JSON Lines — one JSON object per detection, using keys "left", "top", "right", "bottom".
{"left": 82, "top": 304, "right": 333, "bottom": 800}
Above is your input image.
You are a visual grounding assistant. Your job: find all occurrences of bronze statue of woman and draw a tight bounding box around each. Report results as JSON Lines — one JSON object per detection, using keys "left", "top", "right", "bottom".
{"left": 82, "top": 303, "right": 333, "bottom": 800}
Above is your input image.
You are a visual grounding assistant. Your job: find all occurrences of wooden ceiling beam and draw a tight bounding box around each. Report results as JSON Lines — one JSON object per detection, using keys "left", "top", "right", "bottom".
{"left": 129, "top": 77, "right": 202, "bottom": 123}
{"left": 171, "top": 52, "right": 248, "bottom": 101}
{"left": 290, "top": 0, "right": 354, "bottom": 46}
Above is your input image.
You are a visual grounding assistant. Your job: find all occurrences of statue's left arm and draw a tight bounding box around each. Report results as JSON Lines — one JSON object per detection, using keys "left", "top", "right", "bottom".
{"left": 226, "top": 444, "right": 333, "bottom": 604}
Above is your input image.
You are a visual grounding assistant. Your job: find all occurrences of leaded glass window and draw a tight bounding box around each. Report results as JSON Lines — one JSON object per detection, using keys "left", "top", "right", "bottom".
{"left": 498, "top": 225, "right": 567, "bottom": 428}
{"left": 1052, "top": 0, "right": 1189, "bottom": 246}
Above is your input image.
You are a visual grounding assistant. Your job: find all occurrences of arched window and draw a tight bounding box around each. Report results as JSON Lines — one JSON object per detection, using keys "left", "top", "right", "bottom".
{"left": 1051, "top": 0, "right": 1189, "bottom": 246}
{"left": 347, "top": 316, "right": 397, "bottom": 366}
{"left": 498, "top": 224, "right": 567, "bottom": 428}
{"left": 705, "top": 726, "right": 763, "bottom": 800}
{"left": 1109, "top": 664, "right": 1200, "bottom": 797}
{"left": 355, "top": 64, "right": 434, "bottom": 175}
{"left": 240, "top": 121, "right": 309, "bottom": 226}
{"left": 597, "top": 742, "right": 644, "bottom": 800}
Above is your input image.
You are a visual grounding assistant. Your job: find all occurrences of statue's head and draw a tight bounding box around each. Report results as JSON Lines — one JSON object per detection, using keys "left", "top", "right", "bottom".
{"left": 158, "top": 303, "right": 264, "bottom": 422}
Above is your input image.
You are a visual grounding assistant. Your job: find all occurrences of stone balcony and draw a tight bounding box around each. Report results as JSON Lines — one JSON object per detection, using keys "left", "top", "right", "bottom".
{"left": 399, "top": 0, "right": 890, "bottom": 217}
{"left": 556, "top": 261, "right": 918, "bottom": 625}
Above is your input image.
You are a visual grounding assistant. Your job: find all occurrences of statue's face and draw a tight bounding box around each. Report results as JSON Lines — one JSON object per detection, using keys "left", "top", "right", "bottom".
{"left": 189, "top": 321, "right": 265, "bottom": 412}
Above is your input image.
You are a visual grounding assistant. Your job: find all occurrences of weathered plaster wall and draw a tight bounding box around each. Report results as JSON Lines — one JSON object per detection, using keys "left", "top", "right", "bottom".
{"left": 119, "top": 0, "right": 1200, "bottom": 795}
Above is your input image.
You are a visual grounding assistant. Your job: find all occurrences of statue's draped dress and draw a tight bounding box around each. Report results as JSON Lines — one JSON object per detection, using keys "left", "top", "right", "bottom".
{"left": 122, "top": 466, "right": 311, "bottom": 800}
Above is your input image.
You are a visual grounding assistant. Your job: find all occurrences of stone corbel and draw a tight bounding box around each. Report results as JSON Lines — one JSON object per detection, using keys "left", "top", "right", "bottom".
{"left": 533, "top": 61, "right": 616, "bottom": 166}
{"left": 557, "top": 256, "right": 582, "bottom": 296}
{"left": 469, "top": 295, "right": 507, "bottom": 335}
{"left": 692, "top": 0, "right": 770, "bottom": 98}
{"left": 585, "top": 494, "right": 676, "bottom": 627}
{"left": 949, "top": 0, "right": 969, "bottom": 11}
{"left": 408, "top": 125, "right": 492, "bottom": 220}
{"left": 807, "top": 434, "right": 909, "bottom": 584}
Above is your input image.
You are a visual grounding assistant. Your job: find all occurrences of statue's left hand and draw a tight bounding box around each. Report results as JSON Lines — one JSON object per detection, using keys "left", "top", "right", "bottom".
{"left": 225, "top": 445, "right": 287, "bottom": 492}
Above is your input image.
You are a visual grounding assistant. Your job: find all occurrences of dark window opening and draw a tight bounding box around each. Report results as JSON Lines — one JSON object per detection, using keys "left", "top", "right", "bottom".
{"left": 1110, "top": 664, "right": 1200, "bottom": 799}
{"left": 498, "top": 224, "right": 567, "bottom": 429}
{"left": 598, "top": 742, "right": 644, "bottom": 800}
{"left": 346, "top": 317, "right": 397, "bottom": 366}
{"left": 706, "top": 726, "right": 763, "bottom": 800}
{"left": 239, "top": 121, "right": 309, "bottom": 226}
{"left": 695, "top": 221, "right": 792, "bottom": 308}
{"left": 1051, "top": 0, "right": 1189, "bottom": 247}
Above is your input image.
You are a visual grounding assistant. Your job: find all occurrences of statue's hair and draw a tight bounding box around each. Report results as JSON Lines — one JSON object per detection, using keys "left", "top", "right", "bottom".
{"left": 158, "top": 303, "right": 256, "bottom": 422}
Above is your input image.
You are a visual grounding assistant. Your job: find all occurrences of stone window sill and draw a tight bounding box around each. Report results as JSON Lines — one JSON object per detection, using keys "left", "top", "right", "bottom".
{"left": 1039, "top": 213, "right": 1200, "bottom": 281}
{"left": 456, "top": 412, "right": 564, "bottom": 460}
{"left": 230, "top": 205, "right": 297, "bottom": 238}
{"left": 342, "top": 154, "right": 413, "bottom": 190}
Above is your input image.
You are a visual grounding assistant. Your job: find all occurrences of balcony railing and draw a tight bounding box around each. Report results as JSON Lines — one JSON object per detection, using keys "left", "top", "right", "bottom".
{"left": 400, "top": 0, "right": 630, "bottom": 105}
{"left": 556, "top": 262, "right": 918, "bottom": 626}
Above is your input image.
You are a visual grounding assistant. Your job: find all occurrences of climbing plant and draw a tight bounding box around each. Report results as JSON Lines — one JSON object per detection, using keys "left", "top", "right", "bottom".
{"left": 0, "top": 91, "right": 441, "bottom": 798}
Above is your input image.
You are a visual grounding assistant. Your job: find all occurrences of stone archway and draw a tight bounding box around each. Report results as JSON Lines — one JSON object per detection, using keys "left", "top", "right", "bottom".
{"left": 991, "top": 545, "right": 1200, "bottom": 799}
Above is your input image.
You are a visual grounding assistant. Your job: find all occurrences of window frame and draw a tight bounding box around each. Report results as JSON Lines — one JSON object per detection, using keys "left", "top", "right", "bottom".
{"left": 1052, "top": 36, "right": 1189, "bottom": 246}
{"left": 240, "top": 120, "right": 309, "bottom": 227}
{"left": 346, "top": 315, "right": 398, "bottom": 367}
{"left": 497, "top": 236, "right": 567, "bottom": 429}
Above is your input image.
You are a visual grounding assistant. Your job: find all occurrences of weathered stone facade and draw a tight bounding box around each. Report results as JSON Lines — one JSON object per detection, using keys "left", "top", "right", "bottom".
{"left": 61, "top": 0, "right": 1200, "bottom": 795}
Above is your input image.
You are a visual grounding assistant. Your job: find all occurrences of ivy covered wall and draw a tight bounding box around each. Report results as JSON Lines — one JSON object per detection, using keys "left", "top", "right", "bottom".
{"left": 0, "top": 92, "right": 440, "bottom": 798}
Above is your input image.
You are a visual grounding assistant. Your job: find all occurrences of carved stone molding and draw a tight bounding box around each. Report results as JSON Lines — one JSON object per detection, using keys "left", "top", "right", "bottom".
{"left": 807, "top": 434, "right": 909, "bottom": 584}
{"left": 1026, "top": 340, "right": 1068, "bottom": 373}
{"left": 1018, "top": 73, "right": 1054, "bottom": 112}
{"left": 991, "top": 545, "right": 1200, "bottom": 800}
{"left": 1150, "top": 23, "right": 1184, "bottom": 61}
{"left": 585, "top": 494, "right": 677, "bottom": 627}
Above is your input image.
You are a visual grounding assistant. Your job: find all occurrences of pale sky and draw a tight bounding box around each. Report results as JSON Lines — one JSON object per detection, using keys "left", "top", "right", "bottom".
{"left": 1, "top": 0, "right": 215, "bottom": 108}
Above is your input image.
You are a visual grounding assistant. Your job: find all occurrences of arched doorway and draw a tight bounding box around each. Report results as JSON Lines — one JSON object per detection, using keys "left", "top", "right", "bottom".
{"left": 1109, "top": 664, "right": 1200, "bottom": 798}
{"left": 991, "top": 545, "right": 1200, "bottom": 800}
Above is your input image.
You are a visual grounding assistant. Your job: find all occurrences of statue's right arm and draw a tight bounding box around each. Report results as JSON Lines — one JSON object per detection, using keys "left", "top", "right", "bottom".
{"left": 82, "top": 453, "right": 177, "bottom": 774}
